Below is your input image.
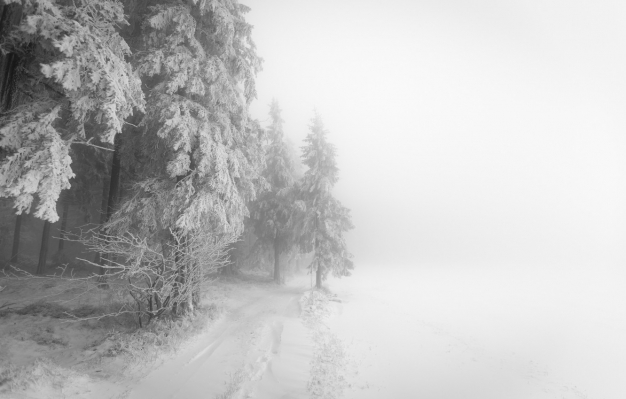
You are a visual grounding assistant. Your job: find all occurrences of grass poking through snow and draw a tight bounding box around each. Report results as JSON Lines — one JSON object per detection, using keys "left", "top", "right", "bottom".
{"left": 0, "top": 359, "right": 87, "bottom": 397}
{"left": 300, "top": 289, "right": 350, "bottom": 399}
{"left": 0, "top": 274, "right": 225, "bottom": 398}
{"left": 113, "top": 303, "right": 222, "bottom": 367}
{"left": 214, "top": 368, "right": 249, "bottom": 399}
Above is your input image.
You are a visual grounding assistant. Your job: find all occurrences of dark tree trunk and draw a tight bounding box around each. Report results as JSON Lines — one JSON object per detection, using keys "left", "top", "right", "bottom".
{"left": 172, "top": 174, "right": 191, "bottom": 315}
{"left": 2, "top": 5, "right": 23, "bottom": 266}
{"left": 221, "top": 242, "right": 237, "bottom": 276}
{"left": 315, "top": 236, "right": 322, "bottom": 289}
{"left": 0, "top": 4, "right": 22, "bottom": 111}
{"left": 314, "top": 218, "right": 322, "bottom": 289}
{"left": 315, "top": 261, "right": 322, "bottom": 289}
{"left": 93, "top": 177, "right": 110, "bottom": 265}
{"left": 273, "top": 235, "right": 281, "bottom": 284}
{"left": 98, "top": 134, "right": 122, "bottom": 276}
{"left": 57, "top": 201, "right": 69, "bottom": 252}
{"left": 105, "top": 135, "right": 123, "bottom": 221}
{"left": 0, "top": 51, "right": 18, "bottom": 110}
{"left": 37, "top": 221, "right": 51, "bottom": 275}
{"left": 172, "top": 235, "right": 185, "bottom": 315}
{"left": 99, "top": 178, "right": 110, "bottom": 225}
{"left": 9, "top": 214, "right": 21, "bottom": 263}
{"left": 221, "top": 263, "right": 233, "bottom": 275}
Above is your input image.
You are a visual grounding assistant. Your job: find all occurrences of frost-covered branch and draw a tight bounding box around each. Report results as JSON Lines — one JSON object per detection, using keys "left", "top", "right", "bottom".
{"left": 75, "top": 227, "right": 233, "bottom": 324}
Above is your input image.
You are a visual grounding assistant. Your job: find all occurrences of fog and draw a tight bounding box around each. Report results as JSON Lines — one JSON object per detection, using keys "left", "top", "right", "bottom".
{"left": 245, "top": 0, "right": 626, "bottom": 271}
{"left": 243, "top": 1, "right": 626, "bottom": 397}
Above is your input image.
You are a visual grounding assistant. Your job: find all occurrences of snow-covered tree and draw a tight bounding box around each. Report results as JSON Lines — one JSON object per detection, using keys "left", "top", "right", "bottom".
{"left": 1, "top": 3, "right": 23, "bottom": 264}
{"left": 99, "top": 0, "right": 264, "bottom": 313}
{"left": 249, "top": 100, "right": 303, "bottom": 283}
{"left": 299, "top": 113, "right": 353, "bottom": 289}
{"left": 0, "top": 0, "right": 267, "bottom": 312}
{"left": 0, "top": 3, "right": 21, "bottom": 112}
{"left": 0, "top": 0, "right": 144, "bottom": 223}
{"left": 109, "top": 0, "right": 263, "bottom": 239}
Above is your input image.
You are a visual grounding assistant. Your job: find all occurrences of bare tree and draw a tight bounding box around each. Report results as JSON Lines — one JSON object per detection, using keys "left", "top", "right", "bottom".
{"left": 78, "top": 228, "right": 232, "bottom": 326}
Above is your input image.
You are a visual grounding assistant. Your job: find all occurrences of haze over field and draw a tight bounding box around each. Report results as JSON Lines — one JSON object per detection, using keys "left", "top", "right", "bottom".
{"left": 326, "top": 264, "right": 626, "bottom": 399}
{"left": 245, "top": 0, "right": 626, "bottom": 270}
{"left": 243, "top": 1, "right": 626, "bottom": 398}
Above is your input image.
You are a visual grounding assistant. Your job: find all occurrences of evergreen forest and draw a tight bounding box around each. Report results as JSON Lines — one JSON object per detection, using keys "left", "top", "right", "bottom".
{"left": 0, "top": 0, "right": 353, "bottom": 320}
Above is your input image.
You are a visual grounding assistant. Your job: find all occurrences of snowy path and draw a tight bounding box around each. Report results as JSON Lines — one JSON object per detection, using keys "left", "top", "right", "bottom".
{"left": 126, "top": 277, "right": 314, "bottom": 399}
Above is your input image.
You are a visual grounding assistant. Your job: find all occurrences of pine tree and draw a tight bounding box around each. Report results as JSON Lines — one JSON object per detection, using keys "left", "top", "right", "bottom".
{"left": 0, "top": 3, "right": 21, "bottom": 111}
{"left": 0, "top": 0, "right": 144, "bottom": 223}
{"left": 52, "top": 143, "right": 109, "bottom": 265}
{"left": 101, "top": 0, "right": 265, "bottom": 313}
{"left": 109, "top": 0, "right": 263, "bottom": 239}
{"left": 249, "top": 100, "right": 302, "bottom": 283}
{"left": 299, "top": 113, "right": 353, "bottom": 289}
{"left": 1, "top": 2, "right": 23, "bottom": 264}
{"left": 0, "top": 0, "right": 266, "bottom": 314}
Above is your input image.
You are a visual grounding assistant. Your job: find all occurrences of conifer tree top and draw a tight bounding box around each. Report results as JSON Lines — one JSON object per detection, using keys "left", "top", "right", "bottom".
{"left": 301, "top": 113, "right": 339, "bottom": 199}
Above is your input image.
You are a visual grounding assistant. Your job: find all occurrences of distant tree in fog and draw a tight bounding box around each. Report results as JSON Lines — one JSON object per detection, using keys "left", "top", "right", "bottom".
{"left": 249, "top": 100, "right": 303, "bottom": 283}
{"left": 298, "top": 113, "right": 353, "bottom": 289}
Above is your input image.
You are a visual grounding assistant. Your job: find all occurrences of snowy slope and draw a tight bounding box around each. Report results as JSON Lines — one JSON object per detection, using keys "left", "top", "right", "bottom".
{"left": 326, "top": 263, "right": 626, "bottom": 399}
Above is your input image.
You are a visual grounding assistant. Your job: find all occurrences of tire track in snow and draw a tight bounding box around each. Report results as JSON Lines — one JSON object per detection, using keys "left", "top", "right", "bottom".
{"left": 125, "top": 278, "right": 312, "bottom": 399}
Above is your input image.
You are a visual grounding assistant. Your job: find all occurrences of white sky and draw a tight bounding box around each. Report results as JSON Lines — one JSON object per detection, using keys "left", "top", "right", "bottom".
{"left": 244, "top": 0, "right": 626, "bottom": 272}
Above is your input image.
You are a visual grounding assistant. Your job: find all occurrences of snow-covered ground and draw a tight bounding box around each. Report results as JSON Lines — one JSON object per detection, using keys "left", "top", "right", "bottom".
{"left": 0, "top": 273, "right": 317, "bottom": 399}
{"left": 326, "top": 263, "right": 626, "bottom": 399}
{"left": 126, "top": 274, "right": 315, "bottom": 399}
{"left": 7, "top": 265, "right": 621, "bottom": 399}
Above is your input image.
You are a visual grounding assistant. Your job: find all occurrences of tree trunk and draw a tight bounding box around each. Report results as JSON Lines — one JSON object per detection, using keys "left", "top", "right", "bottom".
{"left": 37, "top": 221, "right": 51, "bottom": 275}
{"left": 93, "top": 176, "right": 110, "bottom": 265}
{"left": 172, "top": 237, "right": 185, "bottom": 315}
{"left": 98, "top": 134, "right": 122, "bottom": 276}
{"left": 314, "top": 216, "right": 322, "bottom": 289}
{"left": 2, "top": 5, "right": 23, "bottom": 266}
{"left": 273, "top": 235, "right": 281, "bottom": 284}
{"left": 172, "top": 174, "right": 190, "bottom": 315}
{"left": 57, "top": 201, "right": 69, "bottom": 252}
{"left": 172, "top": 232, "right": 195, "bottom": 315}
{"left": 105, "top": 134, "right": 122, "bottom": 229}
{"left": 9, "top": 214, "right": 21, "bottom": 263}
{"left": 0, "top": 4, "right": 21, "bottom": 111}
{"left": 221, "top": 263, "right": 233, "bottom": 275}
{"left": 0, "top": 51, "right": 18, "bottom": 110}
{"left": 221, "top": 242, "right": 237, "bottom": 276}
{"left": 315, "top": 261, "right": 322, "bottom": 289}
{"left": 314, "top": 234, "right": 322, "bottom": 289}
